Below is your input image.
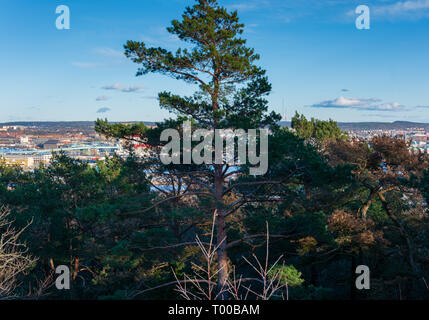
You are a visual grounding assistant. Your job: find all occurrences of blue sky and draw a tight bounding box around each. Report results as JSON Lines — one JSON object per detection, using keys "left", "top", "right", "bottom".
{"left": 1, "top": 0, "right": 429, "bottom": 123}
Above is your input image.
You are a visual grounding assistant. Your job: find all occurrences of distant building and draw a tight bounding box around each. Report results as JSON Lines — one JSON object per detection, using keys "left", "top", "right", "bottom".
{"left": 20, "top": 136, "right": 30, "bottom": 144}
{"left": 0, "top": 137, "right": 19, "bottom": 145}
{"left": 1, "top": 155, "right": 34, "bottom": 169}
{"left": 42, "top": 140, "right": 60, "bottom": 149}
{"left": 1, "top": 125, "right": 25, "bottom": 131}
{"left": 33, "top": 154, "right": 52, "bottom": 167}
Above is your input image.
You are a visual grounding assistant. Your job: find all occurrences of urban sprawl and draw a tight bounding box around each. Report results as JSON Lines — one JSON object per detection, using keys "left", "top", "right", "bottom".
{"left": 1, "top": 122, "right": 428, "bottom": 170}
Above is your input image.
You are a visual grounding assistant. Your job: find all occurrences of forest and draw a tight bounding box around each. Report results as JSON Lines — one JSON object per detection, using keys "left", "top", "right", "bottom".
{"left": 1, "top": 0, "right": 429, "bottom": 300}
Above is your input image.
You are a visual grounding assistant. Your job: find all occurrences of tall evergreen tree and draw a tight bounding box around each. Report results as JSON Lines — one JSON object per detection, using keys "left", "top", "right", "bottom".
{"left": 97, "top": 0, "right": 283, "bottom": 291}
{"left": 95, "top": 0, "right": 358, "bottom": 298}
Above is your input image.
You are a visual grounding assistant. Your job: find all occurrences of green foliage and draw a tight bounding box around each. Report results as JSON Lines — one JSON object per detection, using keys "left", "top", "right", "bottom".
{"left": 291, "top": 285, "right": 335, "bottom": 300}
{"left": 1, "top": 0, "right": 429, "bottom": 301}
{"left": 120, "top": 0, "right": 278, "bottom": 131}
{"left": 268, "top": 265, "right": 304, "bottom": 287}
{"left": 1, "top": 129, "right": 429, "bottom": 300}
{"left": 291, "top": 112, "right": 346, "bottom": 142}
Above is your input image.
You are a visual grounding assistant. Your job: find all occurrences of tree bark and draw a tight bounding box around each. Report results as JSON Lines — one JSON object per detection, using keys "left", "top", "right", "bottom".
{"left": 216, "top": 209, "right": 228, "bottom": 294}
{"left": 304, "top": 182, "right": 311, "bottom": 200}
{"left": 377, "top": 191, "right": 419, "bottom": 274}
{"left": 211, "top": 73, "right": 230, "bottom": 297}
{"left": 359, "top": 188, "right": 377, "bottom": 219}
{"left": 214, "top": 164, "right": 228, "bottom": 298}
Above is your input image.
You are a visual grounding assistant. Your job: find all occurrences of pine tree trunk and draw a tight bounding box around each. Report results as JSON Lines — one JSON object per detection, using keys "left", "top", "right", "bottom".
{"left": 359, "top": 189, "right": 376, "bottom": 219}
{"left": 214, "top": 164, "right": 228, "bottom": 298}
{"left": 211, "top": 79, "right": 229, "bottom": 298}
{"left": 216, "top": 208, "right": 228, "bottom": 295}
{"left": 304, "top": 182, "right": 311, "bottom": 200}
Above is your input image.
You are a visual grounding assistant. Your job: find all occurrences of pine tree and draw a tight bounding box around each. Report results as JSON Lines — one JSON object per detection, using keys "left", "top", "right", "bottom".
{"left": 98, "top": 0, "right": 282, "bottom": 292}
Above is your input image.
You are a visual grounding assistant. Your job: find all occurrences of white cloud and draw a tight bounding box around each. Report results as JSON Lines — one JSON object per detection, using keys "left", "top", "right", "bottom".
{"left": 96, "top": 95, "right": 109, "bottom": 101}
{"left": 94, "top": 48, "right": 127, "bottom": 65}
{"left": 94, "top": 47, "right": 124, "bottom": 58}
{"left": 102, "top": 83, "right": 123, "bottom": 90}
{"left": 310, "top": 96, "right": 406, "bottom": 111}
{"left": 140, "top": 27, "right": 180, "bottom": 48}
{"left": 101, "top": 83, "right": 145, "bottom": 93}
{"left": 97, "top": 107, "right": 111, "bottom": 113}
{"left": 375, "top": 0, "right": 429, "bottom": 14}
{"left": 373, "top": 0, "right": 429, "bottom": 19}
{"left": 373, "top": 102, "right": 405, "bottom": 111}
{"left": 228, "top": 3, "right": 259, "bottom": 11}
{"left": 121, "top": 86, "right": 145, "bottom": 93}
{"left": 227, "top": 0, "right": 271, "bottom": 12}
{"left": 71, "top": 61, "right": 100, "bottom": 68}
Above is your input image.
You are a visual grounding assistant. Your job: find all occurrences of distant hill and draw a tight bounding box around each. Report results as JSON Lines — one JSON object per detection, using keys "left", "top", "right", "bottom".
{"left": 0, "top": 121, "right": 157, "bottom": 129}
{"left": 338, "top": 121, "right": 429, "bottom": 131}
{"left": 2, "top": 121, "right": 429, "bottom": 131}
{"left": 278, "top": 121, "right": 429, "bottom": 131}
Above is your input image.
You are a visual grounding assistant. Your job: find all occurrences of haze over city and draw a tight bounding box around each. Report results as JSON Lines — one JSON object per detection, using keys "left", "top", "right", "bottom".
{"left": 1, "top": 0, "right": 429, "bottom": 123}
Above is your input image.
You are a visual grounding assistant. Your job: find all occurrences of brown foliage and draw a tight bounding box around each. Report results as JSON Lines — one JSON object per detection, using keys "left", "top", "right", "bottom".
{"left": 327, "top": 210, "right": 386, "bottom": 253}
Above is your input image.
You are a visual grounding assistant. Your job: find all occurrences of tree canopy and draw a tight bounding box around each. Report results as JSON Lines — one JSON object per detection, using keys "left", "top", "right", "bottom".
{"left": 1, "top": 0, "right": 429, "bottom": 301}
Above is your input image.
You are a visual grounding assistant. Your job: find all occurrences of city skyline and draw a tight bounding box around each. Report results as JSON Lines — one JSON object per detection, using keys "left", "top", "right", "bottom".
{"left": 1, "top": 0, "right": 429, "bottom": 123}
